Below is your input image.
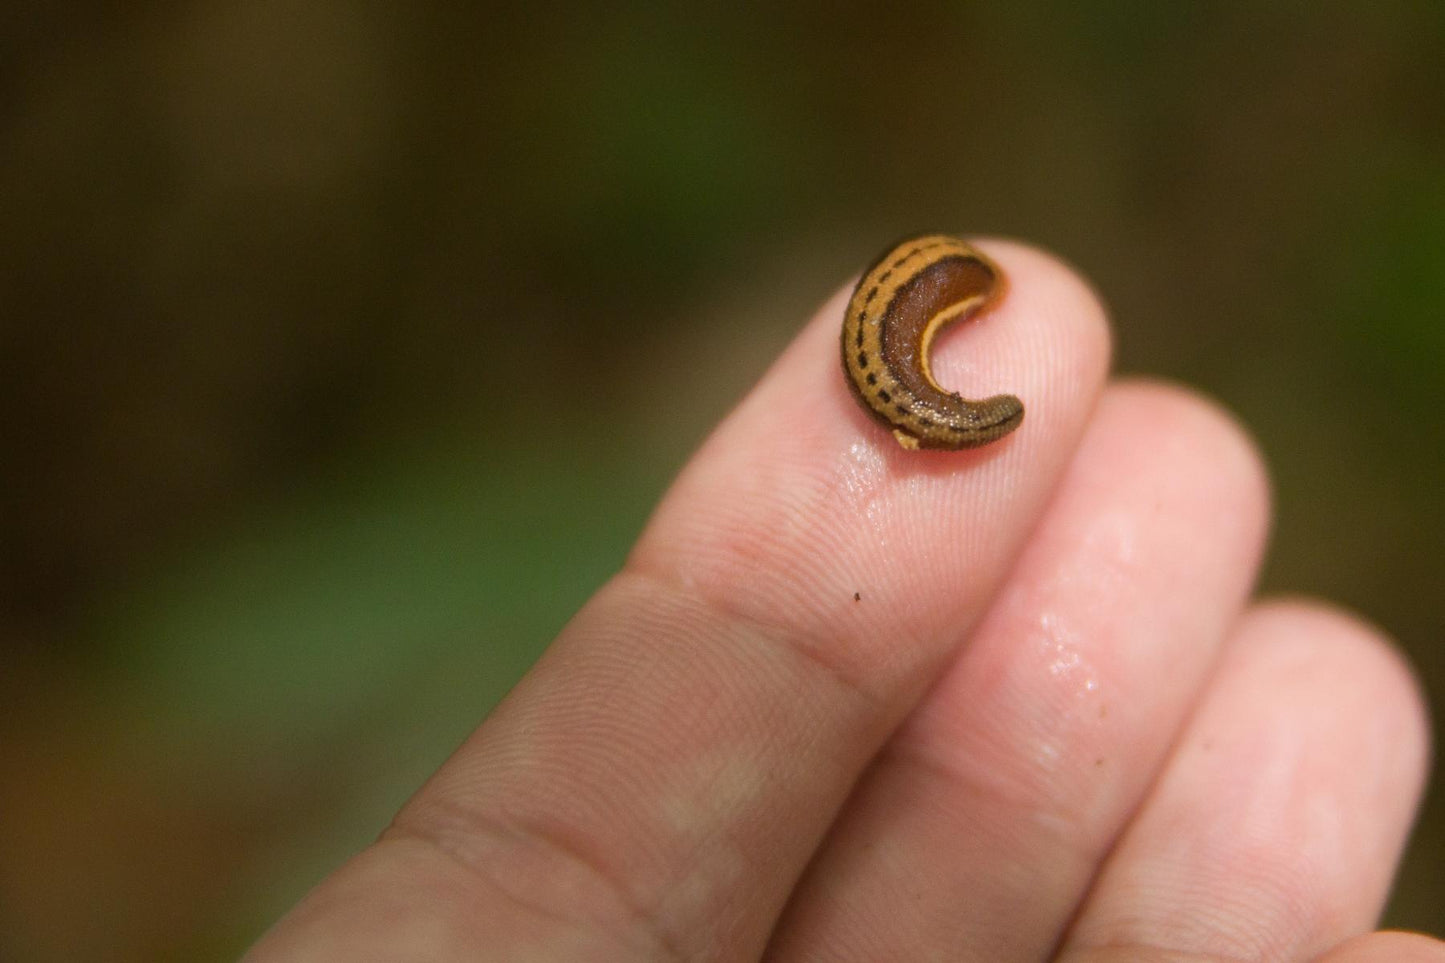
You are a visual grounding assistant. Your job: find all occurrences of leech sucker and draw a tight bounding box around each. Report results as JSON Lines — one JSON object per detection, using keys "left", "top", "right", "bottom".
{"left": 841, "top": 234, "right": 1024, "bottom": 450}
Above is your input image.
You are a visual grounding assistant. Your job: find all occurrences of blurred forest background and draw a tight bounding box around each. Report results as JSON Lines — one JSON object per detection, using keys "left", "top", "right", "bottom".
{"left": 3, "top": 1, "right": 1443, "bottom": 958}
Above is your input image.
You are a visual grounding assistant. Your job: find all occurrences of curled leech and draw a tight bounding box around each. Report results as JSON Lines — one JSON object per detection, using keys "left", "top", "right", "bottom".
{"left": 841, "top": 234, "right": 1024, "bottom": 451}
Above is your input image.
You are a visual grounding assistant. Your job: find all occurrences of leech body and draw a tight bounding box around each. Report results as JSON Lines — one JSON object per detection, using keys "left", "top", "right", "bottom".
{"left": 841, "top": 234, "right": 1024, "bottom": 450}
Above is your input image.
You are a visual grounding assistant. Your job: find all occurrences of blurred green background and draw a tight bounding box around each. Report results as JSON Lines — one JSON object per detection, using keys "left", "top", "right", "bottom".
{"left": 3, "top": 1, "right": 1442, "bottom": 958}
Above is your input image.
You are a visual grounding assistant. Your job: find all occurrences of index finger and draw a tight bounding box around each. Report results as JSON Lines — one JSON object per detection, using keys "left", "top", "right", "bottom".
{"left": 246, "top": 238, "right": 1112, "bottom": 961}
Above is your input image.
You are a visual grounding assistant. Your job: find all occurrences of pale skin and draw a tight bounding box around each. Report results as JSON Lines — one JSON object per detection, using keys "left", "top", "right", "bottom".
{"left": 246, "top": 241, "right": 1441, "bottom": 962}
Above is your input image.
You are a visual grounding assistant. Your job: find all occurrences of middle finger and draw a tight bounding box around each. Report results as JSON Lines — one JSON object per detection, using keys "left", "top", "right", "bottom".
{"left": 766, "top": 381, "right": 1271, "bottom": 961}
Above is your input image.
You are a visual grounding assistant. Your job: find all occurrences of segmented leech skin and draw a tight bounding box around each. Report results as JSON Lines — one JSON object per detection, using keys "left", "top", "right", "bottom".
{"left": 841, "top": 234, "right": 1024, "bottom": 451}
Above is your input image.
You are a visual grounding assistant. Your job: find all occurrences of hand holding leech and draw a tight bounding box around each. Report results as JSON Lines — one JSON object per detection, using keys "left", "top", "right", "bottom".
{"left": 246, "top": 239, "right": 1439, "bottom": 962}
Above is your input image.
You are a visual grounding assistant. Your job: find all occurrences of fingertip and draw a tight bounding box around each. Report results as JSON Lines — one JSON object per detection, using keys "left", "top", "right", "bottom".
{"left": 971, "top": 236, "right": 1112, "bottom": 322}
{"left": 635, "top": 233, "right": 1122, "bottom": 648}
{"left": 967, "top": 237, "right": 1115, "bottom": 418}
{"left": 1103, "top": 377, "right": 1274, "bottom": 537}
{"left": 1238, "top": 597, "right": 1433, "bottom": 793}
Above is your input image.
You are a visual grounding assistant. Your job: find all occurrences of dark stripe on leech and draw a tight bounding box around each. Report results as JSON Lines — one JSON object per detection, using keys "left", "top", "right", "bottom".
{"left": 889, "top": 238, "right": 948, "bottom": 271}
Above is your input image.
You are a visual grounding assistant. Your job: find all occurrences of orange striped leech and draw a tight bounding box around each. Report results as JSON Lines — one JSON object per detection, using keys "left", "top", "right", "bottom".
{"left": 842, "top": 234, "right": 1023, "bottom": 450}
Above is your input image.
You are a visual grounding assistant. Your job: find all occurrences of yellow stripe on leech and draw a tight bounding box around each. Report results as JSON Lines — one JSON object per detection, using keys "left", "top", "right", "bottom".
{"left": 849, "top": 236, "right": 982, "bottom": 430}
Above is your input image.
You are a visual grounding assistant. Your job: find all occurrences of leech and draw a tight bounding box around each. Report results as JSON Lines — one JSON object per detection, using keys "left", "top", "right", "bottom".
{"left": 841, "top": 234, "right": 1024, "bottom": 450}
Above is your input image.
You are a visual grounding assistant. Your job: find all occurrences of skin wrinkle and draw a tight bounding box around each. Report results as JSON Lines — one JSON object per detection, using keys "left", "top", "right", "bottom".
{"left": 1063, "top": 941, "right": 1260, "bottom": 963}
{"left": 611, "top": 566, "right": 892, "bottom": 714}
{"left": 897, "top": 566, "right": 1156, "bottom": 817}
{"left": 877, "top": 733, "right": 1102, "bottom": 861}
{"left": 1322, "top": 932, "right": 1445, "bottom": 963}
{"left": 635, "top": 482, "right": 900, "bottom": 669}
{"left": 433, "top": 565, "right": 887, "bottom": 957}
{"left": 381, "top": 581, "right": 814, "bottom": 954}
{"left": 880, "top": 655, "right": 1120, "bottom": 880}
{"left": 918, "top": 600, "right": 1116, "bottom": 810}
{"left": 382, "top": 806, "right": 681, "bottom": 960}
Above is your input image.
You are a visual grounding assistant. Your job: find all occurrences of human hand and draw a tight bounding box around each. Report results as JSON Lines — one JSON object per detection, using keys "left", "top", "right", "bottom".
{"left": 245, "top": 241, "right": 1440, "bottom": 962}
